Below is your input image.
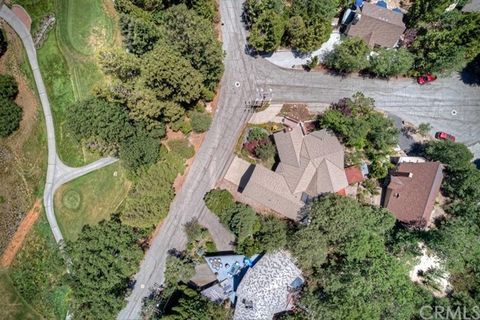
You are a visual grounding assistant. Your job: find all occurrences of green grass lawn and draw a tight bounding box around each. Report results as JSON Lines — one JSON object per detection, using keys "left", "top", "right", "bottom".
{"left": 13, "top": 0, "right": 119, "bottom": 165}
{"left": 54, "top": 162, "right": 131, "bottom": 241}
{"left": 56, "top": 0, "right": 116, "bottom": 99}
{"left": 0, "top": 272, "right": 42, "bottom": 320}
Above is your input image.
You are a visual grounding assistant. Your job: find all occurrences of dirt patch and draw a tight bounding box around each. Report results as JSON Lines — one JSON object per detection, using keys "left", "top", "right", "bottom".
{"left": 166, "top": 127, "right": 185, "bottom": 141}
{"left": 0, "top": 199, "right": 41, "bottom": 268}
{"left": 0, "top": 23, "right": 43, "bottom": 255}
{"left": 88, "top": 26, "right": 108, "bottom": 52}
{"left": 280, "top": 103, "right": 316, "bottom": 122}
{"left": 0, "top": 22, "right": 39, "bottom": 152}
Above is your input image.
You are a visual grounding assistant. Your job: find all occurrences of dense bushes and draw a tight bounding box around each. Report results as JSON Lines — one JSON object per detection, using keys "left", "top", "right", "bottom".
{"left": 190, "top": 110, "right": 212, "bottom": 133}
{"left": 320, "top": 92, "right": 398, "bottom": 178}
{"left": 204, "top": 188, "right": 235, "bottom": 214}
{"left": 0, "top": 75, "right": 21, "bottom": 138}
{"left": 203, "top": 188, "right": 288, "bottom": 255}
{"left": 66, "top": 216, "right": 144, "bottom": 319}
{"left": 121, "top": 151, "right": 186, "bottom": 229}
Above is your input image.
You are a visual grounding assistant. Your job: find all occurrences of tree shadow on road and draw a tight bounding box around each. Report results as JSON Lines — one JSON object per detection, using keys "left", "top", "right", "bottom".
{"left": 460, "top": 55, "right": 480, "bottom": 86}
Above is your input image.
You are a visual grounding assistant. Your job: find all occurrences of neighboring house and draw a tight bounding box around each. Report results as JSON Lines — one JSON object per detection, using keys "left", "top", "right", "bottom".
{"left": 383, "top": 162, "right": 443, "bottom": 227}
{"left": 200, "top": 254, "right": 255, "bottom": 303}
{"left": 241, "top": 125, "right": 348, "bottom": 219}
{"left": 344, "top": 2, "right": 406, "bottom": 48}
{"left": 462, "top": 0, "right": 480, "bottom": 12}
{"left": 234, "top": 251, "right": 303, "bottom": 320}
{"left": 198, "top": 251, "right": 304, "bottom": 320}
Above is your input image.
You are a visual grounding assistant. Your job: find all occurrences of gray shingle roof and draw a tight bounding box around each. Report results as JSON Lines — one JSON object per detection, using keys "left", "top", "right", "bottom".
{"left": 241, "top": 165, "right": 303, "bottom": 220}
{"left": 242, "top": 128, "right": 348, "bottom": 219}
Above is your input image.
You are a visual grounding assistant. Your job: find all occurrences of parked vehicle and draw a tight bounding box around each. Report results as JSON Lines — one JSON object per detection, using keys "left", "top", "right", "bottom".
{"left": 417, "top": 73, "right": 437, "bottom": 85}
{"left": 435, "top": 131, "right": 456, "bottom": 142}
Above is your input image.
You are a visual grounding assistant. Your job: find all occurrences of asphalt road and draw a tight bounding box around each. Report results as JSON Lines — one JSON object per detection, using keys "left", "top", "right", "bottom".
{"left": 253, "top": 62, "right": 480, "bottom": 155}
{"left": 0, "top": 5, "right": 118, "bottom": 244}
{"left": 118, "top": 1, "right": 255, "bottom": 318}
{"left": 119, "top": 1, "right": 480, "bottom": 318}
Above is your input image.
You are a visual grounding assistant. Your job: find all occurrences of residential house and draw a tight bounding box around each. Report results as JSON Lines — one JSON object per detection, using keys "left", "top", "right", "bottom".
{"left": 197, "top": 251, "right": 303, "bottom": 320}
{"left": 241, "top": 125, "right": 348, "bottom": 219}
{"left": 383, "top": 162, "right": 443, "bottom": 227}
{"left": 344, "top": 2, "right": 406, "bottom": 48}
{"left": 233, "top": 251, "right": 303, "bottom": 320}
{"left": 462, "top": 0, "right": 480, "bottom": 12}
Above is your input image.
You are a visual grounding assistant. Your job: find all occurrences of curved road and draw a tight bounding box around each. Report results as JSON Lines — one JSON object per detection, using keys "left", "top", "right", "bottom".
{"left": 0, "top": 5, "right": 118, "bottom": 243}
{"left": 119, "top": 1, "right": 480, "bottom": 319}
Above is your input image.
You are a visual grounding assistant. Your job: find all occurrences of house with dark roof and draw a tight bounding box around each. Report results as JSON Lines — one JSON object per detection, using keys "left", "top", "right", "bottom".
{"left": 383, "top": 162, "right": 443, "bottom": 228}
{"left": 241, "top": 125, "right": 348, "bottom": 219}
{"left": 344, "top": 2, "right": 406, "bottom": 47}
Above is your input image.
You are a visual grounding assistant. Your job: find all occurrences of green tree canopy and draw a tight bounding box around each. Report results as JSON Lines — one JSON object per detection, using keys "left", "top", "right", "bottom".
{"left": 98, "top": 49, "right": 141, "bottom": 80}
{"left": 66, "top": 216, "right": 144, "bottom": 319}
{"left": 66, "top": 97, "right": 133, "bottom": 144}
{"left": 0, "top": 74, "right": 18, "bottom": 99}
{"left": 301, "top": 252, "right": 421, "bottom": 319}
{"left": 247, "top": 10, "right": 286, "bottom": 53}
{"left": 368, "top": 48, "right": 414, "bottom": 77}
{"left": 320, "top": 93, "right": 398, "bottom": 178}
{"left": 119, "top": 12, "right": 160, "bottom": 55}
{"left": 204, "top": 188, "right": 235, "bottom": 215}
{"left": 122, "top": 151, "right": 185, "bottom": 228}
{"left": 411, "top": 11, "right": 480, "bottom": 74}
{"left": 0, "top": 28, "right": 7, "bottom": 57}
{"left": 290, "top": 195, "right": 395, "bottom": 272}
{"left": 162, "top": 4, "right": 224, "bottom": 90}
{"left": 142, "top": 45, "right": 204, "bottom": 104}
{"left": 255, "top": 140, "right": 276, "bottom": 161}
{"left": 424, "top": 140, "right": 473, "bottom": 171}
{"left": 161, "top": 285, "right": 230, "bottom": 320}
{"left": 0, "top": 97, "right": 22, "bottom": 138}
{"left": 324, "top": 37, "right": 370, "bottom": 73}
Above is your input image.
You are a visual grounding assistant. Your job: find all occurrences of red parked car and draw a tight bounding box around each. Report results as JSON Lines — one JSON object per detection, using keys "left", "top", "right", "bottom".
{"left": 435, "top": 131, "right": 456, "bottom": 142}
{"left": 417, "top": 73, "right": 437, "bottom": 85}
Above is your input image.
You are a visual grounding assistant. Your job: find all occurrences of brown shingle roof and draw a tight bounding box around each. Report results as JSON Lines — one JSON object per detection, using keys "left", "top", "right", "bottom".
{"left": 384, "top": 162, "right": 443, "bottom": 227}
{"left": 347, "top": 3, "right": 406, "bottom": 47}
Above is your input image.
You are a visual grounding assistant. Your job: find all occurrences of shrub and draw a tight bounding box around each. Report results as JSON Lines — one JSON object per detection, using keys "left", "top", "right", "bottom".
{"left": 0, "top": 75, "right": 18, "bottom": 99}
{"left": 255, "top": 141, "right": 276, "bottom": 161}
{"left": 324, "top": 37, "right": 370, "bottom": 73}
{"left": 168, "top": 139, "right": 195, "bottom": 159}
{"left": 0, "top": 97, "right": 22, "bottom": 137}
{"left": 190, "top": 111, "right": 212, "bottom": 133}
{"left": 120, "top": 129, "right": 160, "bottom": 170}
{"left": 204, "top": 188, "right": 235, "bottom": 215}
{"left": 0, "top": 28, "right": 7, "bottom": 57}
{"left": 247, "top": 127, "right": 268, "bottom": 141}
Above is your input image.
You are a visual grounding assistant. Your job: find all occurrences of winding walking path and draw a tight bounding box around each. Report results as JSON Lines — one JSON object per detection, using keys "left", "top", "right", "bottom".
{"left": 0, "top": 5, "right": 118, "bottom": 244}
